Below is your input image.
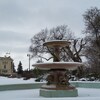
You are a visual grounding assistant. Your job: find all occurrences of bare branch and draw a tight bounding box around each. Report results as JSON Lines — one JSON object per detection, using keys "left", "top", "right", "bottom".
{"left": 37, "top": 55, "right": 53, "bottom": 61}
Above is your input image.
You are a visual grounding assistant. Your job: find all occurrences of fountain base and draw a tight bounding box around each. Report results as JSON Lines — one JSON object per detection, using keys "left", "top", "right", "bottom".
{"left": 40, "top": 84, "right": 78, "bottom": 97}
{"left": 40, "top": 87, "right": 78, "bottom": 97}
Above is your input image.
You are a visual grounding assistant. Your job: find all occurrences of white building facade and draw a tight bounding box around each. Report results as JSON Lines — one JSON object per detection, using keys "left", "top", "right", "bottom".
{"left": 0, "top": 56, "right": 14, "bottom": 75}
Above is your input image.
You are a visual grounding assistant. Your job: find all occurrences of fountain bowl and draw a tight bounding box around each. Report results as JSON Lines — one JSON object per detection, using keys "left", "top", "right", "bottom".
{"left": 43, "top": 40, "right": 71, "bottom": 47}
{"left": 32, "top": 62, "right": 82, "bottom": 70}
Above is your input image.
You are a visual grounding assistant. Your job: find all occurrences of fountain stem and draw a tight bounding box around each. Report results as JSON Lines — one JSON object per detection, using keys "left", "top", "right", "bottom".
{"left": 53, "top": 46, "right": 60, "bottom": 62}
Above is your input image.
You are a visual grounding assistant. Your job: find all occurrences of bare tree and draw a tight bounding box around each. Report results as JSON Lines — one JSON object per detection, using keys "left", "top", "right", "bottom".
{"left": 63, "top": 39, "right": 86, "bottom": 62}
{"left": 83, "top": 7, "right": 100, "bottom": 76}
{"left": 29, "top": 25, "right": 85, "bottom": 63}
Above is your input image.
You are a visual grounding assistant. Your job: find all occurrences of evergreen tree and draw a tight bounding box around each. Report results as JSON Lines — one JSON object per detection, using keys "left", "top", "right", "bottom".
{"left": 17, "top": 61, "right": 23, "bottom": 75}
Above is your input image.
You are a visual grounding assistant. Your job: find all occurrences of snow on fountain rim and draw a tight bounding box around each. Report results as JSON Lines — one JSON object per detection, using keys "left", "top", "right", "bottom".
{"left": 43, "top": 40, "right": 71, "bottom": 47}
{"left": 33, "top": 62, "right": 82, "bottom": 65}
{"left": 32, "top": 62, "right": 83, "bottom": 70}
{"left": 43, "top": 40, "right": 70, "bottom": 43}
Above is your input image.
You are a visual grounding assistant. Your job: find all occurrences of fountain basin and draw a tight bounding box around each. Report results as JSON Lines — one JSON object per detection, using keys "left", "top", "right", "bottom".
{"left": 33, "top": 62, "right": 82, "bottom": 70}
{"left": 40, "top": 88, "right": 78, "bottom": 97}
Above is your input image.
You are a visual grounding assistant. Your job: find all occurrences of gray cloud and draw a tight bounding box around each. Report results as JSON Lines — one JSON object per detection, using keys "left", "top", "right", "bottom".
{"left": 0, "top": 30, "right": 29, "bottom": 55}
{"left": 0, "top": 31, "right": 26, "bottom": 42}
{"left": 0, "top": 0, "right": 100, "bottom": 33}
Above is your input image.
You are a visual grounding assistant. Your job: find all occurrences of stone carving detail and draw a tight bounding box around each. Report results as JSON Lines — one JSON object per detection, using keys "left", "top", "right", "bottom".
{"left": 46, "top": 70, "right": 70, "bottom": 86}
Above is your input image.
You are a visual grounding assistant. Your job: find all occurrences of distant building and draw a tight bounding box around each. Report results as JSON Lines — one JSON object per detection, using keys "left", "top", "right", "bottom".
{"left": 0, "top": 56, "right": 14, "bottom": 75}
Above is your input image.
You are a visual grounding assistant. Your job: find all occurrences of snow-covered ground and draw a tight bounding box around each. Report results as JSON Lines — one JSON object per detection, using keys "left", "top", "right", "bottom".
{"left": 0, "top": 76, "right": 100, "bottom": 100}
{"left": 0, "top": 76, "right": 43, "bottom": 85}
{"left": 0, "top": 88, "right": 100, "bottom": 100}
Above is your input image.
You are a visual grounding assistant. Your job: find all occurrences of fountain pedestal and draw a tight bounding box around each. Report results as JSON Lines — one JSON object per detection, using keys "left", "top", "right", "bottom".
{"left": 33, "top": 40, "right": 82, "bottom": 97}
{"left": 40, "top": 88, "right": 78, "bottom": 97}
{"left": 40, "top": 69, "right": 78, "bottom": 97}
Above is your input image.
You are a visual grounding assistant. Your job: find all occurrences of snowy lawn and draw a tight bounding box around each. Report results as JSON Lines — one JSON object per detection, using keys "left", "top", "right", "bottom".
{"left": 0, "top": 76, "right": 44, "bottom": 85}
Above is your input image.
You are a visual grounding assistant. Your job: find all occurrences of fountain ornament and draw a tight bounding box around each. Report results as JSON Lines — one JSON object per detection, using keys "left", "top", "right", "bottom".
{"left": 33, "top": 40, "right": 83, "bottom": 97}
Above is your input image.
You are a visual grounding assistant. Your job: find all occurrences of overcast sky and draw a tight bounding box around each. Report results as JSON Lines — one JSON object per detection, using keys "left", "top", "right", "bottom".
{"left": 0, "top": 0, "right": 100, "bottom": 70}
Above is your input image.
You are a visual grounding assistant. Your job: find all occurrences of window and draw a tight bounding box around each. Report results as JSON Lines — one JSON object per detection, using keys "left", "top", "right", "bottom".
{"left": 4, "top": 65, "right": 6, "bottom": 69}
{"left": 2, "top": 61, "right": 8, "bottom": 64}
{"left": 2, "top": 70, "right": 7, "bottom": 73}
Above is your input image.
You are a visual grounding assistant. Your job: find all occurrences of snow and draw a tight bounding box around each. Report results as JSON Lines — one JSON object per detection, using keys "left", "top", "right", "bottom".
{"left": 43, "top": 40, "right": 70, "bottom": 44}
{"left": 0, "top": 88, "right": 100, "bottom": 100}
{"left": 0, "top": 76, "right": 100, "bottom": 100}
{"left": 33, "top": 62, "right": 82, "bottom": 65}
{"left": 0, "top": 76, "right": 43, "bottom": 85}
{"left": 32, "top": 62, "right": 82, "bottom": 70}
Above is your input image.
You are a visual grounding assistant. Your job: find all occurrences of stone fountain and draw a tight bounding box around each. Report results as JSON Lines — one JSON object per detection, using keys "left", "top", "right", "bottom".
{"left": 33, "top": 40, "right": 82, "bottom": 97}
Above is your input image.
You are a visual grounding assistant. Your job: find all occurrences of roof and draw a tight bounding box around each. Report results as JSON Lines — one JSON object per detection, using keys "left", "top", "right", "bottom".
{"left": 0, "top": 56, "right": 13, "bottom": 61}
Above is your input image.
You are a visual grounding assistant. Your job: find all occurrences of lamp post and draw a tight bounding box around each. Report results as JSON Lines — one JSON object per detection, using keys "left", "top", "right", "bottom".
{"left": 27, "top": 54, "right": 31, "bottom": 71}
